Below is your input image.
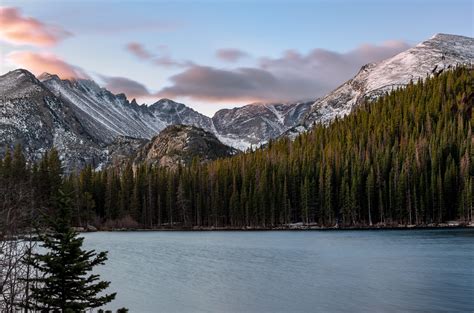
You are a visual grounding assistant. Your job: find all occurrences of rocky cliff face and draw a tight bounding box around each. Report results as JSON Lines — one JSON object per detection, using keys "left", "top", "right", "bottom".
{"left": 133, "top": 125, "right": 237, "bottom": 168}
{"left": 25, "top": 72, "right": 311, "bottom": 152}
{"left": 0, "top": 70, "right": 104, "bottom": 169}
{"left": 212, "top": 101, "right": 312, "bottom": 150}
{"left": 102, "top": 136, "right": 148, "bottom": 169}
{"left": 38, "top": 74, "right": 212, "bottom": 143}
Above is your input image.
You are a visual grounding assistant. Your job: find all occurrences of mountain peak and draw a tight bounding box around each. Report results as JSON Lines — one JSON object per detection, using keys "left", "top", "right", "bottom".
{"left": 150, "top": 98, "right": 185, "bottom": 111}
{"left": 153, "top": 98, "right": 179, "bottom": 105}
{"left": 429, "top": 33, "right": 470, "bottom": 40}
{"left": 421, "top": 33, "right": 474, "bottom": 52}
{"left": 0, "top": 69, "right": 43, "bottom": 98}
{"left": 1, "top": 69, "right": 38, "bottom": 83}
{"left": 37, "top": 72, "right": 61, "bottom": 82}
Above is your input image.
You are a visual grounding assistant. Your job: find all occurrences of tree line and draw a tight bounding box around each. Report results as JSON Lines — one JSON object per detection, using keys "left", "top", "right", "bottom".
{"left": 1, "top": 67, "right": 473, "bottom": 230}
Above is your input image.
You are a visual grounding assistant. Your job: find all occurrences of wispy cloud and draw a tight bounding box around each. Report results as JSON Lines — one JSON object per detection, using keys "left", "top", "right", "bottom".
{"left": 216, "top": 48, "right": 249, "bottom": 62}
{"left": 82, "top": 20, "right": 180, "bottom": 35}
{"left": 126, "top": 42, "right": 153, "bottom": 60}
{"left": 0, "top": 6, "right": 71, "bottom": 47}
{"left": 100, "top": 75, "right": 152, "bottom": 99}
{"left": 7, "top": 51, "right": 88, "bottom": 79}
{"left": 158, "top": 65, "right": 277, "bottom": 102}
{"left": 124, "top": 42, "right": 190, "bottom": 68}
{"left": 157, "top": 41, "right": 411, "bottom": 103}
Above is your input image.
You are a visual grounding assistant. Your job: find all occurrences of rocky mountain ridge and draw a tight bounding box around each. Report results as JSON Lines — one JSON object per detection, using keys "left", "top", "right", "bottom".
{"left": 301, "top": 33, "right": 474, "bottom": 128}
{"left": 0, "top": 68, "right": 311, "bottom": 169}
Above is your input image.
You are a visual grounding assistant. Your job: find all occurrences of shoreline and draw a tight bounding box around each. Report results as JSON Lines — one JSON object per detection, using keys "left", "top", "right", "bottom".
{"left": 79, "top": 223, "right": 474, "bottom": 233}
{"left": 7, "top": 224, "right": 473, "bottom": 241}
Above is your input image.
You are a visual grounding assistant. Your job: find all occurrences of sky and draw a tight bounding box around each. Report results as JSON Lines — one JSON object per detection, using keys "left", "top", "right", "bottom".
{"left": 0, "top": 0, "right": 473, "bottom": 116}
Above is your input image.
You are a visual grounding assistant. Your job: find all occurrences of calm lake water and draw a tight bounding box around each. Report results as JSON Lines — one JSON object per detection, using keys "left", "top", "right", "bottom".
{"left": 82, "top": 229, "right": 474, "bottom": 313}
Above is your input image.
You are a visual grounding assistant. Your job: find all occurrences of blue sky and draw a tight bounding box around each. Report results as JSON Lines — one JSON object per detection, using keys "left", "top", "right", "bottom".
{"left": 1, "top": 0, "right": 473, "bottom": 116}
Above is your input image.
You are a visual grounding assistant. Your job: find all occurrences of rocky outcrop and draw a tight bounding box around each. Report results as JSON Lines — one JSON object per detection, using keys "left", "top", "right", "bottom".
{"left": 133, "top": 125, "right": 237, "bottom": 168}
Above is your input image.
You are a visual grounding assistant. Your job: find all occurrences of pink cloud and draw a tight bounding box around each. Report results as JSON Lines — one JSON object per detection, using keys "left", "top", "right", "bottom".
{"left": 158, "top": 40, "right": 412, "bottom": 103}
{"left": 0, "top": 7, "right": 71, "bottom": 47}
{"left": 126, "top": 42, "right": 153, "bottom": 60}
{"left": 125, "top": 42, "right": 190, "bottom": 68}
{"left": 100, "top": 75, "right": 152, "bottom": 99}
{"left": 216, "top": 49, "right": 249, "bottom": 62}
{"left": 7, "top": 51, "right": 88, "bottom": 79}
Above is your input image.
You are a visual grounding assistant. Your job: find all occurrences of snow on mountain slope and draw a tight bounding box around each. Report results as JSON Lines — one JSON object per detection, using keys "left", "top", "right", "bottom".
{"left": 41, "top": 75, "right": 178, "bottom": 142}
{"left": 212, "top": 101, "right": 312, "bottom": 150}
{"left": 0, "top": 70, "right": 104, "bottom": 169}
{"left": 148, "top": 99, "right": 214, "bottom": 133}
{"left": 302, "top": 33, "right": 474, "bottom": 127}
{"left": 39, "top": 74, "right": 216, "bottom": 143}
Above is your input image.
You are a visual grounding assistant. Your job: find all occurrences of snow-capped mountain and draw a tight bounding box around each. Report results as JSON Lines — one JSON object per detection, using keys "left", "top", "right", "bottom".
{"left": 0, "top": 69, "right": 308, "bottom": 169}
{"left": 0, "top": 69, "right": 105, "bottom": 170}
{"left": 212, "top": 101, "right": 312, "bottom": 150}
{"left": 37, "top": 73, "right": 309, "bottom": 152}
{"left": 39, "top": 73, "right": 212, "bottom": 143}
{"left": 1, "top": 70, "right": 217, "bottom": 170}
{"left": 302, "top": 33, "right": 474, "bottom": 127}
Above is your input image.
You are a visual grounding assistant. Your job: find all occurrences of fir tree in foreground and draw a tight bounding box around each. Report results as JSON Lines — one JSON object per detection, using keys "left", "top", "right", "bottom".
{"left": 23, "top": 191, "right": 116, "bottom": 312}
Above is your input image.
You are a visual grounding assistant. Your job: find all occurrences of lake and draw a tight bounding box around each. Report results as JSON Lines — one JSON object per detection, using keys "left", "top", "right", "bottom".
{"left": 82, "top": 229, "right": 474, "bottom": 313}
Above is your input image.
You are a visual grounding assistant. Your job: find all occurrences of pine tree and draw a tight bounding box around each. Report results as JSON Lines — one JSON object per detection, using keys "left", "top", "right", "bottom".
{"left": 229, "top": 174, "right": 240, "bottom": 227}
{"left": 301, "top": 176, "right": 310, "bottom": 224}
{"left": 23, "top": 191, "right": 116, "bottom": 311}
{"left": 177, "top": 175, "right": 191, "bottom": 226}
{"left": 366, "top": 167, "right": 375, "bottom": 226}
{"left": 47, "top": 148, "right": 63, "bottom": 206}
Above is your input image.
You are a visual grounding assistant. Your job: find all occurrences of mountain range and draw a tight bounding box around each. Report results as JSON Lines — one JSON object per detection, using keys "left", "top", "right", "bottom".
{"left": 0, "top": 33, "right": 472, "bottom": 170}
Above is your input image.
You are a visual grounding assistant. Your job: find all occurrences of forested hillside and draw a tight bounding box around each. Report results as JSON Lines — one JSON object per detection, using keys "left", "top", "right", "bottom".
{"left": 1, "top": 67, "right": 472, "bottom": 229}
